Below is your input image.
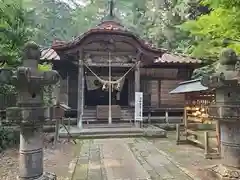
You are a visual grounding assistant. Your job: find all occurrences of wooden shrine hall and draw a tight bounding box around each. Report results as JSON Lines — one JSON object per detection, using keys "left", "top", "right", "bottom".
{"left": 43, "top": 6, "right": 202, "bottom": 127}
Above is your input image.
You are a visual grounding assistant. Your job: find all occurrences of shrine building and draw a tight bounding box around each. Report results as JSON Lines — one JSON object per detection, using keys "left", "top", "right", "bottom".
{"left": 43, "top": 8, "right": 202, "bottom": 126}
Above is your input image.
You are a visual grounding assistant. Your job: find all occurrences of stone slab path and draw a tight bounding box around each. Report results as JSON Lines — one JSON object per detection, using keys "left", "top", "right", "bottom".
{"left": 72, "top": 138, "right": 193, "bottom": 180}
{"left": 150, "top": 132, "right": 221, "bottom": 180}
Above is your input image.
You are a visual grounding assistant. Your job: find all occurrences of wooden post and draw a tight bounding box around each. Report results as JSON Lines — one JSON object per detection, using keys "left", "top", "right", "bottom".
{"left": 54, "top": 117, "right": 60, "bottom": 147}
{"left": 204, "top": 131, "right": 209, "bottom": 157}
{"left": 68, "top": 117, "right": 71, "bottom": 130}
{"left": 135, "top": 60, "right": 140, "bottom": 126}
{"left": 54, "top": 82, "right": 61, "bottom": 148}
{"left": 135, "top": 61, "right": 140, "bottom": 93}
{"left": 77, "top": 51, "right": 84, "bottom": 129}
{"left": 0, "top": 119, "right": 1, "bottom": 126}
{"left": 216, "top": 120, "right": 221, "bottom": 153}
{"left": 176, "top": 124, "right": 180, "bottom": 144}
{"left": 66, "top": 72, "right": 69, "bottom": 106}
{"left": 108, "top": 52, "right": 112, "bottom": 124}
{"left": 184, "top": 107, "right": 187, "bottom": 138}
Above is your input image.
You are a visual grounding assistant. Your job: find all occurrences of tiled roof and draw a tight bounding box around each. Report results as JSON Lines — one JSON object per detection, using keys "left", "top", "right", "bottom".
{"left": 50, "top": 20, "right": 201, "bottom": 65}
{"left": 170, "top": 79, "right": 208, "bottom": 94}
{"left": 43, "top": 45, "right": 202, "bottom": 65}
{"left": 51, "top": 20, "right": 166, "bottom": 55}
{"left": 40, "top": 48, "right": 60, "bottom": 61}
{"left": 155, "top": 53, "right": 202, "bottom": 64}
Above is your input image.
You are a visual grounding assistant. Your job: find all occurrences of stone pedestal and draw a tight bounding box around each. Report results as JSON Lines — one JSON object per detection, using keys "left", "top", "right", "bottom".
{"left": 201, "top": 48, "right": 240, "bottom": 180}
{"left": 19, "top": 126, "right": 43, "bottom": 179}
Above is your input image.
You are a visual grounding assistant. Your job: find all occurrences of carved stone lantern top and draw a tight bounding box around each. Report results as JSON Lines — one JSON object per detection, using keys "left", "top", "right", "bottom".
{"left": 0, "top": 41, "right": 60, "bottom": 125}
{"left": 219, "top": 48, "right": 238, "bottom": 66}
{"left": 22, "top": 41, "right": 41, "bottom": 60}
{"left": 0, "top": 42, "right": 60, "bottom": 88}
{"left": 201, "top": 48, "right": 240, "bottom": 89}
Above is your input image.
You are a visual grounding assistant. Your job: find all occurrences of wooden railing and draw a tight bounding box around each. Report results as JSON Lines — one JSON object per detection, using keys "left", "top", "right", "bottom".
{"left": 0, "top": 94, "right": 17, "bottom": 110}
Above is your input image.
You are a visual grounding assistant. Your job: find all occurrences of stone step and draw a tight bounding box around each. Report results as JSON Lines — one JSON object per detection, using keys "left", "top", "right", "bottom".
{"left": 59, "top": 126, "right": 167, "bottom": 139}
{"left": 60, "top": 133, "right": 143, "bottom": 139}
{"left": 83, "top": 123, "right": 134, "bottom": 129}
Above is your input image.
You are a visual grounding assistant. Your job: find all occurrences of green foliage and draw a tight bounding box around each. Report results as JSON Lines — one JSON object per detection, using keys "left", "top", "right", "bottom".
{"left": 0, "top": 85, "right": 16, "bottom": 95}
{"left": 38, "top": 62, "right": 52, "bottom": 71}
{"left": 0, "top": 0, "right": 222, "bottom": 80}
{"left": 181, "top": 0, "right": 240, "bottom": 62}
{"left": 19, "top": 0, "right": 199, "bottom": 54}
{"left": 38, "top": 63, "right": 56, "bottom": 106}
{"left": 0, "top": 0, "right": 33, "bottom": 66}
{"left": 0, "top": 127, "right": 19, "bottom": 152}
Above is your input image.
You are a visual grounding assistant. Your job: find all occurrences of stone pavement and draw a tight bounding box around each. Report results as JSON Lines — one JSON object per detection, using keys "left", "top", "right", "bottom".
{"left": 150, "top": 132, "right": 221, "bottom": 180}
{"left": 72, "top": 138, "right": 195, "bottom": 180}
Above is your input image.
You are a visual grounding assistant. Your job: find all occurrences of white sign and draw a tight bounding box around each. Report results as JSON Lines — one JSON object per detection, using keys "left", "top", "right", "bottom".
{"left": 135, "top": 92, "right": 143, "bottom": 122}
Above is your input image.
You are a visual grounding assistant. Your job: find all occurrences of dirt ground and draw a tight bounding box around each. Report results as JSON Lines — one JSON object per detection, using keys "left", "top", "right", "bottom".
{"left": 0, "top": 134, "right": 80, "bottom": 180}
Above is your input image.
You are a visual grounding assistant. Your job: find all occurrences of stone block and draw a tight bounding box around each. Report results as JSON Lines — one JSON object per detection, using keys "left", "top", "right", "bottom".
{"left": 143, "top": 128, "right": 167, "bottom": 138}
{"left": 6, "top": 107, "right": 46, "bottom": 124}
{"left": 206, "top": 164, "right": 240, "bottom": 180}
{"left": 36, "top": 172, "right": 57, "bottom": 180}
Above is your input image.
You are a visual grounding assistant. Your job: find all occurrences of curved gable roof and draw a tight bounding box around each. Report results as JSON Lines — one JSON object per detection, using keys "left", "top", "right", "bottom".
{"left": 51, "top": 20, "right": 167, "bottom": 56}
{"left": 51, "top": 18, "right": 202, "bottom": 65}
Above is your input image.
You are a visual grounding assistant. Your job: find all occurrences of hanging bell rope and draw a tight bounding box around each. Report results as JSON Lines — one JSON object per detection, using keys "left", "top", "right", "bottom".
{"left": 83, "top": 61, "right": 136, "bottom": 91}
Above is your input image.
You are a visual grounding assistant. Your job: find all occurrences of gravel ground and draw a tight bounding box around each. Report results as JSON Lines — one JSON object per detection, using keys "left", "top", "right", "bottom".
{"left": 0, "top": 134, "right": 80, "bottom": 180}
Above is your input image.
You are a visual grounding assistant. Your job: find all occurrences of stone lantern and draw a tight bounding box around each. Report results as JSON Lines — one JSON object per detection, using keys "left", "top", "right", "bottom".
{"left": 201, "top": 48, "right": 240, "bottom": 179}
{"left": 0, "top": 42, "right": 60, "bottom": 180}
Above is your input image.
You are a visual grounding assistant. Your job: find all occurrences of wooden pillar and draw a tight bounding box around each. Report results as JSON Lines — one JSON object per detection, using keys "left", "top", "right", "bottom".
{"left": 176, "top": 124, "right": 180, "bottom": 144}
{"left": 135, "top": 61, "right": 140, "bottom": 92}
{"left": 134, "top": 59, "right": 140, "bottom": 127}
{"left": 77, "top": 51, "right": 84, "bottom": 128}
{"left": 204, "top": 131, "right": 209, "bottom": 157}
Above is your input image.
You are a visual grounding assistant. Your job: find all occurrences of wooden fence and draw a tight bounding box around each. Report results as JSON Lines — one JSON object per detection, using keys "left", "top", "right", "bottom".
{"left": 0, "top": 94, "right": 17, "bottom": 110}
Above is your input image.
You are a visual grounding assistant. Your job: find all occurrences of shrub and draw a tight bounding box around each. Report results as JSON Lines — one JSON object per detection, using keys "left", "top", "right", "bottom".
{"left": 0, "top": 126, "right": 19, "bottom": 152}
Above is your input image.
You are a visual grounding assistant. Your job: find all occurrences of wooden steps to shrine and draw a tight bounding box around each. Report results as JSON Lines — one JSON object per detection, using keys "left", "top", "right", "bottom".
{"left": 58, "top": 107, "right": 183, "bottom": 126}
{"left": 83, "top": 123, "right": 134, "bottom": 129}
{"left": 82, "top": 107, "right": 134, "bottom": 123}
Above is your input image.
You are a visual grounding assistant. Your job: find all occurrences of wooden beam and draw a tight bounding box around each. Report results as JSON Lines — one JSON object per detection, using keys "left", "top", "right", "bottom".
{"left": 83, "top": 50, "right": 137, "bottom": 56}
{"left": 72, "top": 61, "right": 135, "bottom": 67}
{"left": 86, "top": 62, "right": 134, "bottom": 67}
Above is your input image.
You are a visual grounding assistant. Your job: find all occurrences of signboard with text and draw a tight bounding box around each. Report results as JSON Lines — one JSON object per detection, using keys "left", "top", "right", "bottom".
{"left": 135, "top": 92, "right": 143, "bottom": 122}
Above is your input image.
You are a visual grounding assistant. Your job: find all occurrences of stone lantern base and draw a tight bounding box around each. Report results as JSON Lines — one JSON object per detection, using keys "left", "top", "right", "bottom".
{"left": 36, "top": 172, "right": 57, "bottom": 180}
{"left": 205, "top": 164, "right": 240, "bottom": 180}
{"left": 18, "top": 172, "right": 56, "bottom": 180}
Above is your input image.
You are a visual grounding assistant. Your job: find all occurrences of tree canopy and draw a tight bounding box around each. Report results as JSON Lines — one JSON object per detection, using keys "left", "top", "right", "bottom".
{"left": 181, "top": 0, "right": 240, "bottom": 60}
{"left": 0, "top": 0, "right": 33, "bottom": 66}
{"left": 1, "top": 0, "right": 240, "bottom": 78}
